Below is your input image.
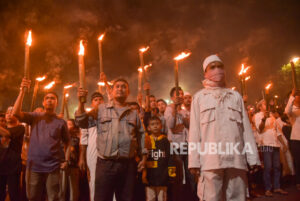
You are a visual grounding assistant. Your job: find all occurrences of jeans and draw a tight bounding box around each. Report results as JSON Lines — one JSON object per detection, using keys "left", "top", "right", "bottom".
{"left": 290, "top": 140, "right": 300, "bottom": 184}
{"left": 262, "top": 146, "right": 281, "bottom": 191}
{"left": 26, "top": 168, "right": 60, "bottom": 201}
{"left": 0, "top": 174, "right": 21, "bottom": 201}
{"left": 94, "top": 158, "right": 137, "bottom": 201}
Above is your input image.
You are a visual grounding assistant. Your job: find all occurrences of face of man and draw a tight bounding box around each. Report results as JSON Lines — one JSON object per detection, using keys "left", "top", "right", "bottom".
{"left": 149, "top": 97, "right": 157, "bottom": 109}
{"left": 148, "top": 119, "right": 162, "bottom": 135}
{"left": 5, "top": 107, "right": 17, "bottom": 124}
{"left": 112, "top": 81, "right": 129, "bottom": 102}
{"left": 205, "top": 61, "right": 224, "bottom": 73}
{"left": 157, "top": 101, "right": 167, "bottom": 114}
{"left": 183, "top": 95, "right": 192, "bottom": 107}
{"left": 0, "top": 116, "right": 6, "bottom": 128}
{"left": 259, "top": 101, "right": 267, "bottom": 112}
{"left": 91, "top": 97, "right": 104, "bottom": 109}
{"left": 171, "top": 90, "right": 184, "bottom": 104}
{"left": 42, "top": 93, "right": 58, "bottom": 112}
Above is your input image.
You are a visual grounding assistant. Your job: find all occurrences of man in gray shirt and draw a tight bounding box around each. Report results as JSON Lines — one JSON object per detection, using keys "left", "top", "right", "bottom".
{"left": 75, "top": 77, "right": 147, "bottom": 201}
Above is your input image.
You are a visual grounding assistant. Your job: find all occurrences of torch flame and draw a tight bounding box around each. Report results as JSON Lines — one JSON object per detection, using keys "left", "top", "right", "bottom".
{"left": 98, "top": 82, "right": 105, "bottom": 86}
{"left": 98, "top": 81, "right": 113, "bottom": 86}
{"left": 64, "top": 84, "right": 74, "bottom": 89}
{"left": 239, "top": 64, "right": 250, "bottom": 75}
{"left": 174, "top": 52, "right": 191, "bottom": 61}
{"left": 98, "top": 34, "right": 105, "bottom": 41}
{"left": 44, "top": 81, "right": 55, "bottom": 90}
{"left": 78, "top": 40, "right": 84, "bottom": 55}
{"left": 26, "top": 30, "right": 32, "bottom": 46}
{"left": 65, "top": 93, "right": 69, "bottom": 98}
{"left": 139, "top": 46, "right": 149, "bottom": 53}
{"left": 86, "top": 107, "right": 92, "bottom": 112}
{"left": 231, "top": 87, "right": 236, "bottom": 90}
{"left": 138, "top": 63, "right": 152, "bottom": 72}
{"left": 36, "top": 76, "right": 46, "bottom": 82}
{"left": 265, "top": 83, "right": 272, "bottom": 90}
{"left": 245, "top": 76, "right": 251, "bottom": 81}
{"left": 292, "top": 57, "right": 299, "bottom": 63}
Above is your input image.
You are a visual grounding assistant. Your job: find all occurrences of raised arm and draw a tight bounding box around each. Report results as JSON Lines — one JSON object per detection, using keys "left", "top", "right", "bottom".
{"left": 12, "top": 78, "right": 31, "bottom": 120}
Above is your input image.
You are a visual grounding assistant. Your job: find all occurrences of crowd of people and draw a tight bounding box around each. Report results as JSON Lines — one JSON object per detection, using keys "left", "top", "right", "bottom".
{"left": 0, "top": 54, "right": 299, "bottom": 201}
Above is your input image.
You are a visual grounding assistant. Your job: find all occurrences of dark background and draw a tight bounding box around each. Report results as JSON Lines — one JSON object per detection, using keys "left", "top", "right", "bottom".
{"left": 0, "top": 0, "right": 299, "bottom": 116}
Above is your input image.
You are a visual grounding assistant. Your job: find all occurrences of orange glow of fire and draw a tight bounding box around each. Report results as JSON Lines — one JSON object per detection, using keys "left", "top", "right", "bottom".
{"left": 265, "top": 83, "right": 272, "bottom": 90}
{"left": 86, "top": 107, "right": 92, "bottom": 112}
{"left": 36, "top": 76, "right": 46, "bottom": 82}
{"left": 138, "top": 63, "right": 152, "bottom": 72}
{"left": 44, "top": 81, "right": 55, "bottom": 90}
{"left": 64, "top": 84, "right": 74, "bottom": 89}
{"left": 231, "top": 87, "right": 236, "bottom": 90}
{"left": 245, "top": 76, "right": 251, "bottom": 81}
{"left": 65, "top": 93, "right": 69, "bottom": 98}
{"left": 98, "top": 34, "right": 105, "bottom": 41}
{"left": 26, "top": 30, "right": 32, "bottom": 46}
{"left": 292, "top": 57, "right": 299, "bottom": 63}
{"left": 139, "top": 46, "right": 149, "bottom": 53}
{"left": 78, "top": 40, "right": 84, "bottom": 55}
{"left": 239, "top": 64, "right": 250, "bottom": 75}
{"left": 174, "top": 52, "right": 191, "bottom": 61}
{"left": 98, "top": 81, "right": 113, "bottom": 86}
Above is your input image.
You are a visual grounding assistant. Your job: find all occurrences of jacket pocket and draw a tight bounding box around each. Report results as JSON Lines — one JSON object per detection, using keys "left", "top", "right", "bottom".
{"left": 99, "top": 116, "right": 112, "bottom": 133}
{"left": 200, "top": 105, "right": 216, "bottom": 124}
{"left": 228, "top": 105, "right": 242, "bottom": 124}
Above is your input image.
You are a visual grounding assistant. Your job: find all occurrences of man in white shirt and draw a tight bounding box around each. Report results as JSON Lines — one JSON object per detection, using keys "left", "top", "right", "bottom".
{"left": 284, "top": 89, "right": 300, "bottom": 190}
{"left": 78, "top": 92, "right": 104, "bottom": 201}
{"left": 255, "top": 100, "right": 288, "bottom": 196}
{"left": 188, "top": 55, "right": 260, "bottom": 201}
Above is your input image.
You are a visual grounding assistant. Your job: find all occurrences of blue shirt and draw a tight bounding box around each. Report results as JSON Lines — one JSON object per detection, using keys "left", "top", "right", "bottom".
{"left": 20, "top": 112, "right": 69, "bottom": 172}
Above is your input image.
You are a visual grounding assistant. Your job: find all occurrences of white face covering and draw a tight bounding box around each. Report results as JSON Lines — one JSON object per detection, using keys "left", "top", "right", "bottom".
{"left": 203, "top": 67, "right": 226, "bottom": 88}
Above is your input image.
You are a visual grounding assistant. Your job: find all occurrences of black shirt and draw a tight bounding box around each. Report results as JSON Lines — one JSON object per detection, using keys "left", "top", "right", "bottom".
{"left": 0, "top": 125, "right": 25, "bottom": 174}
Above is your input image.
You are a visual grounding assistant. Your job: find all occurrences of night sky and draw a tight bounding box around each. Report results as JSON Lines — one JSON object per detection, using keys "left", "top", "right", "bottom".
{"left": 0, "top": 0, "right": 299, "bottom": 115}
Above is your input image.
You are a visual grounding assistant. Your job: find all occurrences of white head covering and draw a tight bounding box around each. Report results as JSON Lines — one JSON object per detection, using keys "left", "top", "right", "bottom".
{"left": 184, "top": 92, "right": 191, "bottom": 96}
{"left": 203, "top": 54, "right": 223, "bottom": 72}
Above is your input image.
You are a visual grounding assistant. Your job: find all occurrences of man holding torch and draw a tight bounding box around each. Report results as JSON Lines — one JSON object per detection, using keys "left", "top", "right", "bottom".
{"left": 188, "top": 55, "right": 260, "bottom": 201}
{"left": 75, "top": 73, "right": 147, "bottom": 201}
{"left": 12, "top": 78, "right": 70, "bottom": 201}
{"left": 285, "top": 88, "right": 300, "bottom": 190}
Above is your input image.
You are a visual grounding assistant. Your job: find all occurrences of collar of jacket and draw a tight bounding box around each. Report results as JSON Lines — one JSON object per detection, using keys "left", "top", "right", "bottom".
{"left": 105, "top": 101, "right": 133, "bottom": 120}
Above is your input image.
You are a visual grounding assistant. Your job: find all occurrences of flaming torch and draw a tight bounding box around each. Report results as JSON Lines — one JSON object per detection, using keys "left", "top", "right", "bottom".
{"left": 139, "top": 46, "right": 150, "bottom": 95}
{"left": 265, "top": 83, "right": 272, "bottom": 111}
{"left": 238, "top": 64, "right": 250, "bottom": 96}
{"left": 24, "top": 30, "right": 32, "bottom": 80}
{"left": 44, "top": 81, "right": 55, "bottom": 92}
{"left": 173, "top": 51, "right": 191, "bottom": 127}
{"left": 137, "top": 63, "right": 152, "bottom": 94}
{"left": 65, "top": 93, "right": 70, "bottom": 119}
{"left": 98, "top": 33, "right": 105, "bottom": 93}
{"left": 290, "top": 57, "right": 299, "bottom": 90}
{"left": 60, "top": 84, "right": 74, "bottom": 118}
{"left": 78, "top": 40, "right": 86, "bottom": 103}
{"left": 30, "top": 76, "right": 46, "bottom": 112}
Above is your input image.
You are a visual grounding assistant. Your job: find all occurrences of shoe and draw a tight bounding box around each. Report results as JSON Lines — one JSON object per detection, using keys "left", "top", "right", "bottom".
{"left": 274, "top": 188, "right": 288, "bottom": 195}
{"left": 265, "top": 190, "right": 273, "bottom": 197}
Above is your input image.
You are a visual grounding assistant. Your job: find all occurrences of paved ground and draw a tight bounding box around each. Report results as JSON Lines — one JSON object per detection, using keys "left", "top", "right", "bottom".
{"left": 252, "top": 186, "right": 300, "bottom": 201}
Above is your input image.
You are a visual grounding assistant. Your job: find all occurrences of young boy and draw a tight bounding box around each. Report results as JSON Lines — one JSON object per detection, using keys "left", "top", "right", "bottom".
{"left": 143, "top": 116, "right": 175, "bottom": 201}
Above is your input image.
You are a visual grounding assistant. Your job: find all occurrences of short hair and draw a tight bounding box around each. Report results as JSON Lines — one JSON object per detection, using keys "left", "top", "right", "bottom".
{"left": 0, "top": 113, "right": 5, "bottom": 118}
{"left": 44, "top": 91, "right": 58, "bottom": 101}
{"left": 67, "top": 119, "right": 79, "bottom": 130}
{"left": 91, "top": 92, "right": 104, "bottom": 101}
{"left": 157, "top": 99, "right": 167, "bottom": 105}
{"left": 170, "top": 86, "right": 183, "bottom": 97}
{"left": 112, "top": 78, "right": 129, "bottom": 88}
{"left": 128, "top": 102, "right": 140, "bottom": 110}
{"left": 148, "top": 116, "right": 162, "bottom": 124}
{"left": 149, "top": 95, "right": 156, "bottom": 99}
